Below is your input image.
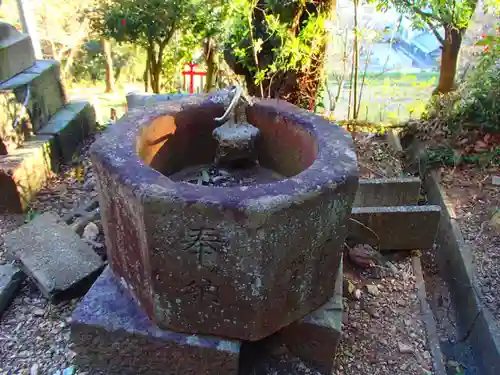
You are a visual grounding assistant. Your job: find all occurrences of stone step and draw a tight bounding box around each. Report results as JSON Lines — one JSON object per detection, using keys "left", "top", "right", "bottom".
{"left": 70, "top": 267, "right": 241, "bottom": 375}
{"left": 3, "top": 212, "right": 104, "bottom": 302}
{"left": 0, "top": 60, "right": 67, "bottom": 137}
{"left": 0, "top": 264, "right": 25, "bottom": 317}
{"left": 0, "top": 22, "right": 36, "bottom": 84}
{"left": 349, "top": 205, "right": 441, "bottom": 250}
{"left": 0, "top": 135, "right": 59, "bottom": 213}
{"left": 354, "top": 177, "right": 421, "bottom": 207}
{"left": 38, "top": 101, "right": 96, "bottom": 162}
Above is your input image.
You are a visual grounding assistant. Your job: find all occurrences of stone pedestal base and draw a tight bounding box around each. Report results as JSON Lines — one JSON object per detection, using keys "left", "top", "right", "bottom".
{"left": 0, "top": 135, "right": 58, "bottom": 213}
{"left": 70, "top": 267, "right": 241, "bottom": 375}
{"left": 275, "top": 259, "right": 343, "bottom": 374}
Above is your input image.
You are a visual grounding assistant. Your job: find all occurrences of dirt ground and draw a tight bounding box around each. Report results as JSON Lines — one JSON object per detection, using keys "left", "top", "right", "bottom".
{"left": 438, "top": 165, "right": 500, "bottom": 328}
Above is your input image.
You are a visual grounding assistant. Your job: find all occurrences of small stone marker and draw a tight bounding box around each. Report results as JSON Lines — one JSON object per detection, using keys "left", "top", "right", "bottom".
{"left": 492, "top": 176, "right": 500, "bottom": 186}
{"left": 0, "top": 264, "right": 25, "bottom": 316}
{"left": 71, "top": 267, "right": 241, "bottom": 375}
{"left": 349, "top": 205, "right": 441, "bottom": 250}
{"left": 4, "top": 212, "right": 104, "bottom": 301}
{"left": 354, "top": 177, "right": 421, "bottom": 207}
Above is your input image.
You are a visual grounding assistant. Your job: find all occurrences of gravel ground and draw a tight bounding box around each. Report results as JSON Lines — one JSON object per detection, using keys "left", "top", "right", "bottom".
{"left": 439, "top": 166, "right": 500, "bottom": 327}
{"left": 0, "top": 137, "right": 100, "bottom": 375}
{"left": 333, "top": 255, "right": 434, "bottom": 375}
{"left": 0, "top": 131, "right": 436, "bottom": 374}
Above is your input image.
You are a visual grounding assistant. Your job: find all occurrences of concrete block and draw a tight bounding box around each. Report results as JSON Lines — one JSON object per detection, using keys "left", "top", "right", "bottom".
{"left": 0, "top": 22, "right": 35, "bottom": 83}
{"left": 276, "top": 259, "right": 343, "bottom": 374}
{"left": 0, "top": 60, "right": 67, "bottom": 133}
{"left": 349, "top": 205, "right": 441, "bottom": 250}
{"left": 0, "top": 135, "right": 59, "bottom": 213}
{"left": 354, "top": 177, "right": 421, "bottom": 207}
{"left": 70, "top": 267, "right": 241, "bottom": 375}
{"left": 0, "top": 264, "right": 25, "bottom": 316}
{"left": 38, "top": 101, "right": 96, "bottom": 162}
{"left": 126, "top": 92, "right": 187, "bottom": 110}
{"left": 4, "top": 212, "right": 104, "bottom": 301}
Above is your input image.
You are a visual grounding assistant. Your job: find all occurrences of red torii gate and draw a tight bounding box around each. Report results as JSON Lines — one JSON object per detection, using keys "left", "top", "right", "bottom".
{"left": 182, "top": 62, "right": 207, "bottom": 94}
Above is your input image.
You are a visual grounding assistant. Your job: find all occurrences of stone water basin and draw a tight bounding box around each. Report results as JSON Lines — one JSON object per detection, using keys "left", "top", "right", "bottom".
{"left": 91, "top": 92, "right": 358, "bottom": 341}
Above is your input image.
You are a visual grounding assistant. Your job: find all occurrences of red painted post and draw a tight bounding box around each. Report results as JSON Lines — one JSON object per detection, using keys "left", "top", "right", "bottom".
{"left": 182, "top": 62, "right": 207, "bottom": 94}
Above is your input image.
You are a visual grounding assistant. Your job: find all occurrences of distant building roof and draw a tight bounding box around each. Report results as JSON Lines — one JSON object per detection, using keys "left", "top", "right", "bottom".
{"left": 412, "top": 32, "right": 441, "bottom": 54}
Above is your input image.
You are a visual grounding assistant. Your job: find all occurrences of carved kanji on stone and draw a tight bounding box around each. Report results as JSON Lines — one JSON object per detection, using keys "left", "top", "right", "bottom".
{"left": 181, "top": 228, "right": 224, "bottom": 267}
{"left": 180, "top": 279, "right": 220, "bottom": 305}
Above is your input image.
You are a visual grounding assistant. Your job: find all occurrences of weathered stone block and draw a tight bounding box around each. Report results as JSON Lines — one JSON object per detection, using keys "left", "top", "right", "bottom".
{"left": 91, "top": 93, "right": 358, "bottom": 341}
{"left": 0, "top": 135, "right": 58, "bottom": 213}
{"left": 71, "top": 267, "right": 241, "bottom": 375}
{"left": 0, "top": 60, "right": 67, "bottom": 133}
{"left": 0, "top": 264, "right": 25, "bottom": 316}
{"left": 349, "top": 205, "right": 441, "bottom": 250}
{"left": 126, "top": 92, "right": 187, "bottom": 110}
{"left": 276, "top": 259, "right": 343, "bottom": 374}
{"left": 38, "top": 101, "right": 96, "bottom": 162}
{"left": 354, "top": 177, "right": 421, "bottom": 207}
{"left": 0, "top": 22, "right": 35, "bottom": 83}
{"left": 4, "top": 212, "right": 104, "bottom": 301}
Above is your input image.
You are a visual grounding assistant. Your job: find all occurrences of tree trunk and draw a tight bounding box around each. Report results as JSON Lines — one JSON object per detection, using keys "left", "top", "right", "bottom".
{"left": 102, "top": 38, "right": 115, "bottom": 93}
{"left": 435, "top": 26, "right": 463, "bottom": 94}
{"left": 224, "top": 0, "right": 336, "bottom": 109}
{"left": 352, "top": 0, "right": 359, "bottom": 119}
{"left": 204, "top": 37, "right": 216, "bottom": 93}
{"left": 143, "top": 55, "right": 150, "bottom": 92}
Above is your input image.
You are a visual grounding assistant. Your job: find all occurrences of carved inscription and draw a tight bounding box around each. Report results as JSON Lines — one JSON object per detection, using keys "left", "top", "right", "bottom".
{"left": 180, "top": 279, "right": 220, "bottom": 305}
{"left": 181, "top": 228, "right": 224, "bottom": 267}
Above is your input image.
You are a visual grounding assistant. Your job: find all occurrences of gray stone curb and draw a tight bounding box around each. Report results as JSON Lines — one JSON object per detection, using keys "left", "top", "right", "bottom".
{"left": 424, "top": 171, "right": 500, "bottom": 375}
{"left": 411, "top": 256, "right": 447, "bottom": 375}
{"left": 387, "top": 129, "right": 500, "bottom": 375}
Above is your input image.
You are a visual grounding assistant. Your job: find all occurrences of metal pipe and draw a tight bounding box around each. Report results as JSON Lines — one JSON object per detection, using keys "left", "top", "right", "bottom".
{"left": 214, "top": 85, "right": 243, "bottom": 125}
{"left": 12, "top": 83, "right": 31, "bottom": 130}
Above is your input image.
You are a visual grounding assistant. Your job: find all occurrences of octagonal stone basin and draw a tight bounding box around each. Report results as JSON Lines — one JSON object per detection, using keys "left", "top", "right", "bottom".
{"left": 91, "top": 92, "right": 358, "bottom": 341}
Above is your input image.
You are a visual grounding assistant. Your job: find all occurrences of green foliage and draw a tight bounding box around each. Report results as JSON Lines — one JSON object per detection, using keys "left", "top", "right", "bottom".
{"left": 375, "top": 0, "right": 477, "bottom": 30}
{"left": 425, "top": 39, "right": 500, "bottom": 132}
{"left": 425, "top": 144, "right": 500, "bottom": 167}
{"left": 88, "top": 0, "right": 190, "bottom": 48}
{"left": 227, "top": 0, "right": 332, "bottom": 87}
{"left": 71, "top": 41, "right": 145, "bottom": 84}
{"left": 452, "top": 45, "right": 500, "bottom": 131}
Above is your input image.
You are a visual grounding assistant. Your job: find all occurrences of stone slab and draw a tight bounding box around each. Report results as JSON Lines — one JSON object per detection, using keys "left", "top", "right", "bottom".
{"left": 0, "top": 60, "right": 67, "bottom": 133}
{"left": 3, "top": 212, "right": 104, "bottom": 301}
{"left": 349, "top": 205, "right": 441, "bottom": 250}
{"left": 425, "top": 171, "right": 500, "bottom": 375}
{"left": 38, "top": 101, "right": 96, "bottom": 162}
{"left": 70, "top": 267, "right": 240, "bottom": 375}
{"left": 354, "top": 177, "right": 421, "bottom": 207}
{"left": 0, "top": 135, "right": 59, "bottom": 213}
{"left": 276, "top": 259, "right": 343, "bottom": 374}
{"left": 0, "top": 264, "right": 25, "bottom": 316}
{"left": 126, "top": 92, "right": 188, "bottom": 110}
{"left": 0, "top": 23, "right": 36, "bottom": 83}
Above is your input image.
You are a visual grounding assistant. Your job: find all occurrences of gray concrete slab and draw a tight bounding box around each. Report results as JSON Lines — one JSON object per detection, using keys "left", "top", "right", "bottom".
{"left": 3, "top": 212, "right": 104, "bottom": 301}
{"left": 354, "top": 177, "right": 421, "bottom": 207}
{"left": 349, "top": 205, "right": 441, "bottom": 250}
{"left": 0, "top": 264, "right": 25, "bottom": 316}
{"left": 0, "top": 23, "right": 36, "bottom": 83}
{"left": 38, "top": 101, "right": 96, "bottom": 162}
{"left": 0, "top": 60, "right": 66, "bottom": 133}
{"left": 70, "top": 267, "right": 241, "bottom": 375}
